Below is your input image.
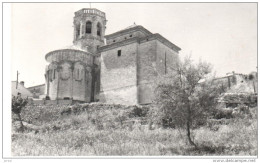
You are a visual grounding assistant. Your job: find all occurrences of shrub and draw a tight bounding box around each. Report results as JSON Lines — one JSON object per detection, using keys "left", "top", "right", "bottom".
{"left": 12, "top": 95, "right": 28, "bottom": 132}
{"left": 152, "top": 56, "right": 227, "bottom": 148}
{"left": 212, "top": 108, "right": 233, "bottom": 119}
{"left": 128, "top": 105, "right": 149, "bottom": 118}
{"left": 20, "top": 104, "right": 68, "bottom": 125}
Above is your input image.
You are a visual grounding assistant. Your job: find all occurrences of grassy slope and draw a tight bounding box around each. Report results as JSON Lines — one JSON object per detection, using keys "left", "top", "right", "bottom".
{"left": 12, "top": 104, "right": 257, "bottom": 156}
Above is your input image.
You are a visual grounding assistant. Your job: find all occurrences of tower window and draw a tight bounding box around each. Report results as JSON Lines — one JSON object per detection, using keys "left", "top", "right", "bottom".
{"left": 113, "top": 40, "right": 116, "bottom": 42}
{"left": 97, "top": 22, "right": 102, "bottom": 36}
{"left": 86, "top": 21, "right": 92, "bottom": 34}
{"left": 130, "top": 34, "right": 132, "bottom": 37}
{"left": 117, "top": 50, "right": 121, "bottom": 57}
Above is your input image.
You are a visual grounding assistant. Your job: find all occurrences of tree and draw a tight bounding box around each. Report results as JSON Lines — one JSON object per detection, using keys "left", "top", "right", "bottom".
{"left": 154, "top": 56, "right": 224, "bottom": 148}
{"left": 12, "top": 95, "right": 28, "bottom": 132}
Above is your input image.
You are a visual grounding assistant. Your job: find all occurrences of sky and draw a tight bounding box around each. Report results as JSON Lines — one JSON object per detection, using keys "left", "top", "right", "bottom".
{"left": 10, "top": 3, "right": 257, "bottom": 87}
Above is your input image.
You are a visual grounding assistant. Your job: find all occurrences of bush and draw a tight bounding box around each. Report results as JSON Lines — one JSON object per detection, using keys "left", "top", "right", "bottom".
{"left": 212, "top": 104, "right": 254, "bottom": 120}
{"left": 12, "top": 103, "right": 257, "bottom": 156}
{"left": 128, "top": 105, "right": 149, "bottom": 118}
{"left": 20, "top": 105, "right": 68, "bottom": 125}
{"left": 212, "top": 108, "right": 233, "bottom": 119}
{"left": 12, "top": 96, "right": 28, "bottom": 114}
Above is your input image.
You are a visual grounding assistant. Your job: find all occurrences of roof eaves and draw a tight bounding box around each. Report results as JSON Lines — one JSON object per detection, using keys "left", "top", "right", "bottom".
{"left": 105, "top": 25, "right": 152, "bottom": 40}
{"left": 98, "top": 37, "right": 139, "bottom": 52}
{"left": 140, "top": 33, "right": 181, "bottom": 52}
{"left": 27, "top": 84, "right": 45, "bottom": 89}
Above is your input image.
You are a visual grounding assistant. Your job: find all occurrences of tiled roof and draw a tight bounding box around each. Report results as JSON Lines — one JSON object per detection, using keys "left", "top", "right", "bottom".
{"left": 59, "top": 45, "right": 88, "bottom": 52}
{"left": 105, "top": 25, "right": 152, "bottom": 39}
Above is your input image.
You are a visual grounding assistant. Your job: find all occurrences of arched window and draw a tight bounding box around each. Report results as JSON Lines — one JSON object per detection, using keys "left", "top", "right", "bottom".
{"left": 86, "top": 21, "right": 92, "bottom": 34}
{"left": 75, "top": 68, "right": 84, "bottom": 81}
{"left": 74, "top": 63, "right": 84, "bottom": 81}
{"left": 97, "top": 22, "right": 101, "bottom": 36}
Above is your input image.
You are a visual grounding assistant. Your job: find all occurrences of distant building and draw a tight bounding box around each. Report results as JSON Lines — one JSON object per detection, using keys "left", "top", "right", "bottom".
{"left": 214, "top": 71, "right": 246, "bottom": 88}
{"left": 27, "top": 84, "right": 45, "bottom": 99}
{"left": 43, "top": 8, "right": 181, "bottom": 105}
{"left": 11, "top": 81, "right": 33, "bottom": 98}
{"left": 214, "top": 71, "right": 258, "bottom": 94}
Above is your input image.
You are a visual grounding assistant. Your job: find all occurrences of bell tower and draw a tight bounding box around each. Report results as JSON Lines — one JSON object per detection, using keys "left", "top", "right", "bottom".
{"left": 73, "top": 8, "right": 106, "bottom": 54}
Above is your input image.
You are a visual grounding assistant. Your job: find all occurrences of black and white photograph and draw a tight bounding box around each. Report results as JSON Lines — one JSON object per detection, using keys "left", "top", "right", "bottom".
{"left": 2, "top": 2, "right": 258, "bottom": 161}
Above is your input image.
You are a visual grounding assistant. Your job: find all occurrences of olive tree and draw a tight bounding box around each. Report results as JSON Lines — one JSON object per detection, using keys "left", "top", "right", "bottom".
{"left": 154, "top": 56, "right": 224, "bottom": 147}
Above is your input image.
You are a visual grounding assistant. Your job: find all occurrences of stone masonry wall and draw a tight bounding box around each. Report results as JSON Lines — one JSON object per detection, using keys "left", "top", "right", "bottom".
{"left": 99, "top": 86, "right": 137, "bottom": 105}
{"left": 137, "top": 40, "right": 179, "bottom": 104}
{"left": 137, "top": 40, "right": 157, "bottom": 83}
{"left": 48, "top": 73, "right": 58, "bottom": 100}
{"left": 100, "top": 43, "right": 138, "bottom": 104}
{"left": 72, "top": 62, "right": 86, "bottom": 101}
{"left": 156, "top": 40, "right": 179, "bottom": 75}
{"left": 46, "top": 49, "right": 94, "bottom": 102}
{"left": 58, "top": 62, "right": 73, "bottom": 99}
{"left": 73, "top": 12, "right": 105, "bottom": 54}
{"left": 137, "top": 40, "right": 157, "bottom": 104}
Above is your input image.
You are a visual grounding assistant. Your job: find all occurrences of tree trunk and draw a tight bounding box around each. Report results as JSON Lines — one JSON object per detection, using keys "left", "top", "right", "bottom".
{"left": 186, "top": 104, "right": 197, "bottom": 148}
{"left": 17, "top": 113, "right": 24, "bottom": 132}
{"left": 186, "top": 120, "right": 196, "bottom": 148}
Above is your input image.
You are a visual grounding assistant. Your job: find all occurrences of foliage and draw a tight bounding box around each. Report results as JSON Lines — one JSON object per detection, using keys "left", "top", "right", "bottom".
{"left": 211, "top": 107, "right": 234, "bottom": 119}
{"left": 218, "top": 93, "right": 257, "bottom": 105}
{"left": 12, "top": 95, "right": 29, "bottom": 132}
{"left": 10, "top": 77, "right": 257, "bottom": 156}
{"left": 18, "top": 103, "right": 149, "bottom": 127}
{"left": 12, "top": 95, "right": 28, "bottom": 114}
{"left": 153, "top": 56, "right": 226, "bottom": 147}
{"left": 212, "top": 103, "right": 253, "bottom": 120}
{"left": 20, "top": 104, "right": 67, "bottom": 125}
{"left": 11, "top": 104, "right": 257, "bottom": 156}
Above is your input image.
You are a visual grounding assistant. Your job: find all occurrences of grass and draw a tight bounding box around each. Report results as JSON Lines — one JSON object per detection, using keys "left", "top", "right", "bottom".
{"left": 11, "top": 104, "right": 257, "bottom": 156}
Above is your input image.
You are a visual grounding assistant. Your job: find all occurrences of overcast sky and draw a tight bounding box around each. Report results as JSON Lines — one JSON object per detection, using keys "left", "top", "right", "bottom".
{"left": 10, "top": 3, "right": 257, "bottom": 87}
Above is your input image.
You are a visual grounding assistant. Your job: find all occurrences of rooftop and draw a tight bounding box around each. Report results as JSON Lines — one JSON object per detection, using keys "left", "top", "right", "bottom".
{"left": 61, "top": 45, "right": 88, "bottom": 52}
{"left": 124, "top": 23, "right": 138, "bottom": 30}
{"left": 74, "top": 8, "right": 106, "bottom": 18}
{"left": 105, "top": 25, "right": 153, "bottom": 40}
{"left": 45, "top": 45, "right": 92, "bottom": 62}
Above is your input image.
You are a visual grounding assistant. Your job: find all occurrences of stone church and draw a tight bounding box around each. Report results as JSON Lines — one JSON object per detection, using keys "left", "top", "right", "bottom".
{"left": 44, "top": 8, "right": 181, "bottom": 105}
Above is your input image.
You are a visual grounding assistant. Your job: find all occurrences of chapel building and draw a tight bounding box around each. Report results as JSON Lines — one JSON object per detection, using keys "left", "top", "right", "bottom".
{"left": 44, "top": 8, "right": 181, "bottom": 105}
